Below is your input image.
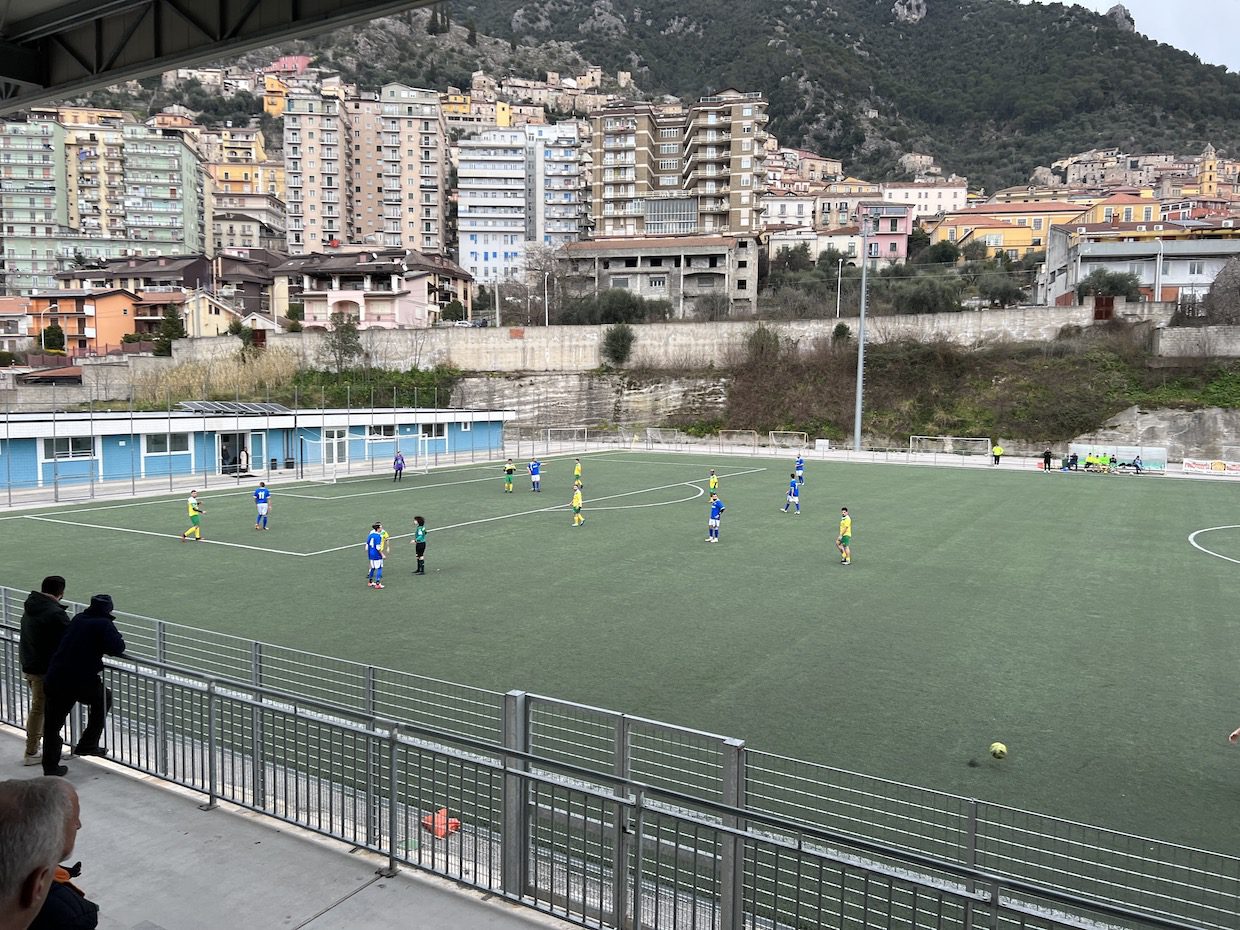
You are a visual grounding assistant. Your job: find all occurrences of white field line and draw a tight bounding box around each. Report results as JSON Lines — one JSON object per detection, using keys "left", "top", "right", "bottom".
{"left": 301, "top": 467, "right": 766, "bottom": 556}
{"left": 21, "top": 514, "right": 309, "bottom": 557}
{"left": 1187, "top": 525, "right": 1240, "bottom": 565}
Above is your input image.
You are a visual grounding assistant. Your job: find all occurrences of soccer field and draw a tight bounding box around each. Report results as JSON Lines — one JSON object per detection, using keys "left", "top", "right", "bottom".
{"left": 2, "top": 450, "right": 1236, "bottom": 856}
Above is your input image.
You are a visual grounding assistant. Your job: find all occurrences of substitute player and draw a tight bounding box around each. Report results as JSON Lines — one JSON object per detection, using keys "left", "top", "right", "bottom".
{"left": 706, "top": 493, "right": 725, "bottom": 543}
{"left": 571, "top": 484, "right": 585, "bottom": 527}
{"left": 181, "top": 490, "right": 204, "bottom": 542}
{"left": 708, "top": 469, "right": 718, "bottom": 494}
{"left": 503, "top": 458, "right": 516, "bottom": 492}
{"left": 782, "top": 473, "right": 800, "bottom": 514}
{"left": 411, "top": 515, "right": 427, "bottom": 574}
{"left": 795, "top": 454, "right": 805, "bottom": 484}
{"left": 254, "top": 481, "right": 271, "bottom": 530}
{"left": 836, "top": 507, "right": 852, "bottom": 565}
{"left": 528, "top": 458, "right": 542, "bottom": 492}
{"left": 366, "top": 523, "right": 386, "bottom": 588}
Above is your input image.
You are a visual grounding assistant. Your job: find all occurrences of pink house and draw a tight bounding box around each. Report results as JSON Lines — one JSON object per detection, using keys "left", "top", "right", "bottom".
{"left": 286, "top": 249, "right": 463, "bottom": 330}
{"left": 859, "top": 202, "right": 913, "bottom": 266}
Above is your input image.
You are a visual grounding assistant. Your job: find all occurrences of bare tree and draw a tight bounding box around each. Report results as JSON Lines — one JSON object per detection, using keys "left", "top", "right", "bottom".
{"left": 523, "top": 244, "right": 571, "bottom": 324}
{"left": 1202, "top": 256, "right": 1240, "bottom": 325}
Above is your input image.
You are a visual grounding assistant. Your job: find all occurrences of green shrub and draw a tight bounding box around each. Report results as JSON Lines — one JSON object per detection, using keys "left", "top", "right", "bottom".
{"left": 602, "top": 323, "right": 636, "bottom": 366}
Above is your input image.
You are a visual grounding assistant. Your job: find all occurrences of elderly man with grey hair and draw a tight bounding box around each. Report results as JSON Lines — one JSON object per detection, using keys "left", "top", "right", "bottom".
{"left": 0, "top": 777, "right": 82, "bottom": 930}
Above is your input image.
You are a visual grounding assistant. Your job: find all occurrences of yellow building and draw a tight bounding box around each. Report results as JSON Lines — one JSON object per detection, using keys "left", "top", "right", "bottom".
{"left": 495, "top": 100, "right": 512, "bottom": 128}
{"left": 263, "top": 74, "right": 290, "bottom": 116}
{"left": 1072, "top": 192, "right": 1160, "bottom": 226}
{"left": 826, "top": 177, "right": 880, "bottom": 194}
{"left": 928, "top": 201, "right": 1091, "bottom": 253}
{"left": 441, "top": 92, "right": 471, "bottom": 116}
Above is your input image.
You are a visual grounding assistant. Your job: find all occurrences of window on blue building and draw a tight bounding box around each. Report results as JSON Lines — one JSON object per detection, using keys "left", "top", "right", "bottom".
{"left": 147, "top": 433, "right": 190, "bottom": 453}
{"left": 43, "top": 437, "right": 94, "bottom": 459}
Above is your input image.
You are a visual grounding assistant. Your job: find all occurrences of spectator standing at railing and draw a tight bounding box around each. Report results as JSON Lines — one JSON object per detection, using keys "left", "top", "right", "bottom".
{"left": 19, "top": 576, "right": 70, "bottom": 767}
{"left": 41, "top": 595, "right": 126, "bottom": 778}
{"left": 0, "top": 777, "right": 90, "bottom": 930}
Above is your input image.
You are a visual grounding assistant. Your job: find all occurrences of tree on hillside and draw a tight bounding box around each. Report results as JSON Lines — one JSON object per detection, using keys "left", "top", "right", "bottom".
{"left": 1202, "top": 256, "right": 1240, "bottom": 324}
{"left": 601, "top": 323, "right": 636, "bottom": 366}
{"left": 916, "top": 240, "right": 961, "bottom": 266}
{"left": 317, "top": 310, "right": 362, "bottom": 375}
{"left": 1076, "top": 269, "right": 1141, "bottom": 302}
{"left": 772, "top": 243, "right": 813, "bottom": 273}
{"left": 40, "top": 322, "right": 65, "bottom": 352}
{"left": 153, "top": 307, "right": 186, "bottom": 357}
{"left": 906, "top": 227, "right": 932, "bottom": 262}
{"left": 978, "top": 271, "right": 1026, "bottom": 308}
{"left": 960, "top": 241, "right": 989, "bottom": 263}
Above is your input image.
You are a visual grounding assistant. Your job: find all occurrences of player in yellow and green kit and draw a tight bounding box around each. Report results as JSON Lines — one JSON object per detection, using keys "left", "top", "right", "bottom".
{"left": 573, "top": 458, "right": 582, "bottom": 486}
{"left": 503, "top": 458, "right": 515, "bottom": 492}
{"left": 836, "top": 507, "right": 852, "bottom": 565}
{"left": 571, "top": 485, "right": 585, "bottom": 527}
{"left": 181, "top": 490, "right": 204, "bottom": 542}
{"left": 708, "top": 470, "right": 718, "bottom": 494}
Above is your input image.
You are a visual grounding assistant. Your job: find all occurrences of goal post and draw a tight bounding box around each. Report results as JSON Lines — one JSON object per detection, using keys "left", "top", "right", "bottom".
{"left": 909, "top": 435, "right": 992, "bottom": 456}
{"left": 718, "top": 429, "right": 759, "bottom": 452}
{"left": 646, "top": 427, "right": 689, "bottom": 448}
{"left": 546, "top": 426, "right": 591, "bottom": 449}
{"left": 768, "top": 431, "right": 809, "bottom": 449}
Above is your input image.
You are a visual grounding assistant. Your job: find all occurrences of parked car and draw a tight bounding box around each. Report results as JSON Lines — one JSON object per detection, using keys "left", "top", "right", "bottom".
{"left": 471, "top": 319, "right": 490, "bottom": 327}
{"left": 453, "top": 320, "right": 472, "bottom": 327}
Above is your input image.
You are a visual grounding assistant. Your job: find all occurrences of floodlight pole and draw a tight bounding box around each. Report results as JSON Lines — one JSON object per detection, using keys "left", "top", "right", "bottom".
{"left": 835, "top": 258, "right": 843, "bottom": 319}
{"left": 853, "top": 210, "right": 873, "bottom": 453}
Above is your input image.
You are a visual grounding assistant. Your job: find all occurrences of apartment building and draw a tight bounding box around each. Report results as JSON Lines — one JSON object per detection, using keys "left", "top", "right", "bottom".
{"left": 590, "top": 89, "right": 768, "bottom": 238}
{"left": 562, "top": 235, "right": 759, "bottom": 315}
{"left": 284, "top": 90, "right": 354, "bottom": 254}
{"left": 374, "top": 84, "right": 449, "bottom": 255}
{"left": 880, "top": 178, "right": 967, "bottom": 219}
{"left": 0, "top": 109, "right": 209, "bottom": 294}
{"left": 457, "top": 123, "right": 587, "bottom": 283}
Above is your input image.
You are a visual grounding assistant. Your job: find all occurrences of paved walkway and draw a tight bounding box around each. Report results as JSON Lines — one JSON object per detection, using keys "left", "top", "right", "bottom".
{"left": 1, "top": 729, "right": 564, "bottom": 930}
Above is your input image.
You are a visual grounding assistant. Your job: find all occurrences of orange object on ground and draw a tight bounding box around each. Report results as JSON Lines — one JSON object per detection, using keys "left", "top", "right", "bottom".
{"left": 420, "top": 807, "right": 461, "bottom": 838}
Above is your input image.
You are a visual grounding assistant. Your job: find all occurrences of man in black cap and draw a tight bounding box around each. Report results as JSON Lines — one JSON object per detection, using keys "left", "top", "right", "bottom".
{"left": 41, "top": 595, "right": 126, "bottom": 777}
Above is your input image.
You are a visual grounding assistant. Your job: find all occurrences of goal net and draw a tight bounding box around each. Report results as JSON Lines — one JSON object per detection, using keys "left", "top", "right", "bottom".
{"left": 646, "top": 427, "right": 689, "bottom": 447}
{"left": 297, "top": 435, "right": 341, "bottom": 484}
{"left": 375, "top": 436, "right": 431, "bottom": 475}
{"left": 768, "top": 431, "right": 809, "bottom": 449}
{"left": 909, "top": 435, "right": 992, "bottom": 456}
{"left": 546, "top": 427, "right": 591, "bottom": 449}
{"left": 718, "top": 429, "right": 759, "bottom": 452}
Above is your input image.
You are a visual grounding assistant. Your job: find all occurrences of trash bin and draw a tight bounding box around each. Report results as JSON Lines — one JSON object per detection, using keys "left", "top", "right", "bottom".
{"left": 270, "top": 458, "right": 278, "bottom": 471}
{"left": 284, "top": 457, "right": 294, "bottom": 469}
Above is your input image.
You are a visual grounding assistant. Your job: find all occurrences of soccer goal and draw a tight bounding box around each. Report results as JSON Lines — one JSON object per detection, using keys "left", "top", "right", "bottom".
{"left": 768, "top": 431, "right": 809, "bottom": 449}
{"left": 909, "top": 435, "right": 992, "bottom": 456}
{"left": 646, "top": 427, "right": 689, "bottom": 448}
{"left": 718, "top": 429, "right": 759, "bottom": 452}
{"left": 546, "top": 426, "right": 591, "bottom": 450}
{"left": 374, "top": 435, "right": 431, "bottom": 475}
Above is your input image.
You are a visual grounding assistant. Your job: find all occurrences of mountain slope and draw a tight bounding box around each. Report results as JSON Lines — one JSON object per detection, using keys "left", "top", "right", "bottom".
{"left": 454, "top": 0, "right": 1240, "bottom": 190}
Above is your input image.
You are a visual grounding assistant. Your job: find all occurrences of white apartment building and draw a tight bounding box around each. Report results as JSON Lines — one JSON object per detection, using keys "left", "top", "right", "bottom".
{"left": 881, "top": 179, "right": 967, "bottom": 219}
{"left": 458, "top": 123, "right": 587, "bottom": 283}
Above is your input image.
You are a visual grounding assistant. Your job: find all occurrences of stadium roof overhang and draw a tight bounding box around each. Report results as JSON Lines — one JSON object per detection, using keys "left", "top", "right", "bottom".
{"left": 0, "top": 0, "right": 435, "bottom": 113}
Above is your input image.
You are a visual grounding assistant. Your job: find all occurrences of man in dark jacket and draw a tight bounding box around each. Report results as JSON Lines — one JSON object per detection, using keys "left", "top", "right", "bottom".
{"left": 19, "top": 576, "right": 70, "bottom": 767}
{"left": 41, "top": 595, "right": 126, "bottom": 777}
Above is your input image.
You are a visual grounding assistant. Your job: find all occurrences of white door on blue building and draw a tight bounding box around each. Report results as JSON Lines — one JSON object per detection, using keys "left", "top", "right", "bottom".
{"left": 324, "top": 429, "right": 347, "bottom": 465}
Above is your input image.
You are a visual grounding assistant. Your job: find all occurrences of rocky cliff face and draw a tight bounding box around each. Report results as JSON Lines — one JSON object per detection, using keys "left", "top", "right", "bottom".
{"left": 1105, "top": 4, "right": 1136, "bottom": 33}
{"left": 452, "top": 372, "right": 728, "bottom": 428}
{"left": 892, "top": 0, "right": 928, "bottom": 25}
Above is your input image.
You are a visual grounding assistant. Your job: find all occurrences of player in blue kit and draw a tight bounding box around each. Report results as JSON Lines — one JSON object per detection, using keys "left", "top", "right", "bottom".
{"left": 795, "top": 454, "right": 805, "bottom": 484}
{"left": 706, "top": 493, "right": 725, "bottom": 543}
{"left": 365, "top": 522, "right": 386, "bottom": 589}
{"left": 253, "top": 482, "right": 271, "bottom": 530}
{"left": 528, "top": 458, "right": 542, "bottom": 492}
{"left": 781, "top": 474, "right": 800, "bottom": 514}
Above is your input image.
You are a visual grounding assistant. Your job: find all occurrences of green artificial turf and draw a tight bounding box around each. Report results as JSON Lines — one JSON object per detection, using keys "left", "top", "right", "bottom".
{"left": 2, "top": 451, "right": 1237, "bottom": 857}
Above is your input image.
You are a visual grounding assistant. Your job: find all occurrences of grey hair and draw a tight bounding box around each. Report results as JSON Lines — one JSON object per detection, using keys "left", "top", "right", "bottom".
{"left": 0, "top": 778, "right": 73, "bottom": 904}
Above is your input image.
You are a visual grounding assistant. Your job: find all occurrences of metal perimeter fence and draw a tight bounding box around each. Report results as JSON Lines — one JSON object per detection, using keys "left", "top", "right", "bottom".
{"left": 0, "top": 586, "right": 1230, "bottom": 930}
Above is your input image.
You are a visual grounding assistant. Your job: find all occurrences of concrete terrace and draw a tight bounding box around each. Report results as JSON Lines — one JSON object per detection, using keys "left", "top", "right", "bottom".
{"left": 1, "top": 729, "right": 564, "bottom": 930}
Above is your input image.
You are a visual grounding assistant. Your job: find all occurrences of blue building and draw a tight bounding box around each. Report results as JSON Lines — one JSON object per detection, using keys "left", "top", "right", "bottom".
{"left": 0, "top": 403, "right": 513, "bottom": 494}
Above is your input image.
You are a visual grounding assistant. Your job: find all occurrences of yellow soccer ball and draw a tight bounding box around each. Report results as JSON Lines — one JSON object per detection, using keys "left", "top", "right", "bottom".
{"left": 989, "top": 741, "right": 1008, "bottom": 760}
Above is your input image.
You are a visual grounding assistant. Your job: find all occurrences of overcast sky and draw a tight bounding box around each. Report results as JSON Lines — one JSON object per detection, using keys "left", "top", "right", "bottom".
{"left": 1024, "top": 0, "right": 1240, "bottom": 72}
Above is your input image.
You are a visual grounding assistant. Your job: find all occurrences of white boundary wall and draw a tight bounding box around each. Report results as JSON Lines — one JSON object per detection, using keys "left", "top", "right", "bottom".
{"left": 172, "top": 304, "right": 1176, "bottom": 374}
